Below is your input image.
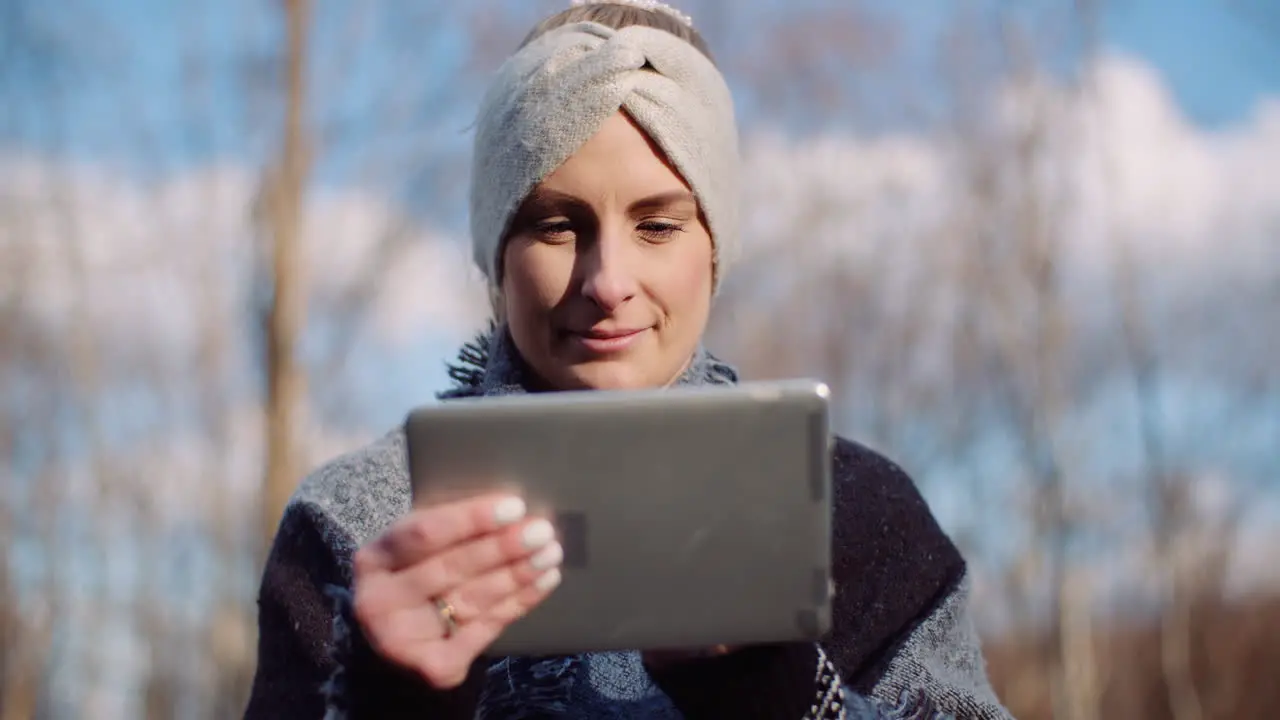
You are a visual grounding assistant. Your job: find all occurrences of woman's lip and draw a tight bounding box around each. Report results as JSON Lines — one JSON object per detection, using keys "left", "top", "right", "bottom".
{"left": 566, "top": 327, "right": 647, "bottom": 353}
{"left": 579, "top": 328, "right": 645, "bottom": 339}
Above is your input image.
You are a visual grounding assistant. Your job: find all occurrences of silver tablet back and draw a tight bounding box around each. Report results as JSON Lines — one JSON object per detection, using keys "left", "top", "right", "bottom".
{"left": 404, "top": 379, "right": 832, "bottom": 656}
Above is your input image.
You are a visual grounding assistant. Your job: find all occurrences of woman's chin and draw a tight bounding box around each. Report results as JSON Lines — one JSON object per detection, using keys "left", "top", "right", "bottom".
{"left": 555, "top": 361, "right": 656, "bottom": 392}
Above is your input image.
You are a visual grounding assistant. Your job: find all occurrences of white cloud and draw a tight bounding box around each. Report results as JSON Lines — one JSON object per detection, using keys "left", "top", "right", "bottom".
{"left": 6, "top": 53, "right": 1271, "bottom": 378}
{"left": 737, "top": 129, "right": 947, "bottom": 268}
{"left": 1052, "top": 57, "right": 1280, "bottom": 285}
{"left": 0, "top": 156, "right": 488, "bottom": 364}
{"left": 736, "top": 53, "right": 1280, "bottom": 275}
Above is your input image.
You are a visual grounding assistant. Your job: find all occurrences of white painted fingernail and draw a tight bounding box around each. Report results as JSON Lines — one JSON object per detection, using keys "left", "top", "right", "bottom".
{"left": 520, "top": 519, "right": 555, "bottom": 549}
{"left": 529, "top": 541, "right": 564, "bottom": 571}
{"left": 493, "top": 497, "right": 527, "bottom": 526}
{"left": 535, "top": 568, "right": 562, "bottom": 592}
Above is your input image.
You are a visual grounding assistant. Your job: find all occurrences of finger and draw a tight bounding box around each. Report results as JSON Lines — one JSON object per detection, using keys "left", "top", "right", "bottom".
{"left": 399, "top": 518, "right": 558, "bottom": 604}
{"left": 354, "top": 517, "right": 558, "bottom": 623}
{"left": 444, "top": 540, "right": 565, "bottom": 623}
{"left": 482, "top": 565, "right": 563, "bottom": 626}
{"left": 416, "top": 567, "right": 563, "bottom": 679}
{"left": 356, "top": 493, "right": 528, "bottom": 574}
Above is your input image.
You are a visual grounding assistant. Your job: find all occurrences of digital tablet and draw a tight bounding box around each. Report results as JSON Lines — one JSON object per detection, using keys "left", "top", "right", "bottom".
{"left": 403, "top": 379, "right": 834, "bottom": 656}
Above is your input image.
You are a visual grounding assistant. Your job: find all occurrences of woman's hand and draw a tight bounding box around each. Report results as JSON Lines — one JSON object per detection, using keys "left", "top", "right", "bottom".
{"left": 352, "top": 494, "right": 563, "bottom": 689}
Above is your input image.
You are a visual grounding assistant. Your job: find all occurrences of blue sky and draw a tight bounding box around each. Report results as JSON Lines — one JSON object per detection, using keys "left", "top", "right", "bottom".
{"left": 5, "top": 0, "right": 1279, "bottom": 168}
{"left": 13, "top": 0, "right": 1273, "bottom": 437}
{"left": 8, "top": 0, "right": 1274, "bottom": 458}
{"left": 1102, "top": 0, "right": 1280, "bottom": 126}
{"left": 857, "top": 0, "right": 1280, "bottom": 129}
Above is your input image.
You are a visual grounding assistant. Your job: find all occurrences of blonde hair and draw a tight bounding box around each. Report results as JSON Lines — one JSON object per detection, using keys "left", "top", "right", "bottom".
{"left": 520, "top": 3, "right": 715, "bottom": 64}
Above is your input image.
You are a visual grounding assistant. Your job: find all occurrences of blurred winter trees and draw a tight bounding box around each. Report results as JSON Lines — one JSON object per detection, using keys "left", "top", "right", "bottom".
{"left": 1, "top": 1, "right": 1276, "bottom": 717}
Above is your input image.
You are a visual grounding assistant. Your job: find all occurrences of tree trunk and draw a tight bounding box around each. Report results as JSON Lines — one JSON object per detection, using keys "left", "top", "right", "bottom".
{"left": 1161, "top": 569, "right": 1204, "bottom": 720}
{"left": 1061, "top": 569, "right": 1099, "bottom": 720}
{"left": 261, "top": 0, "right": 313, "bottom": 559}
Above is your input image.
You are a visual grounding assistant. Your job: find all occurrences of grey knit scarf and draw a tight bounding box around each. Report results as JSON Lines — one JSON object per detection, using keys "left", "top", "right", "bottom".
{"left": 435, "top": 325, "right": 901, "bottom": 720}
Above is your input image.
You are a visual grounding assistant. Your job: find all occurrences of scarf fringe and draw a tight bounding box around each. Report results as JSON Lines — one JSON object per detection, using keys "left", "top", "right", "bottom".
{"left": 441, "top": 322, "right": 499, "bottom": 398}
{"left": 439, "top": 324, "right": 739, "bottom": 399}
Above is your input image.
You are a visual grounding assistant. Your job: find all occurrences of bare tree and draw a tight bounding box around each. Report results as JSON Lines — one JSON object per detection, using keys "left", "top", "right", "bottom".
{"left": 259, "top": 0, "right": 314, "bottom": 560}
{"left": 1112, "top": 223, "right": 1206, "bottom": 720}
{"left": 0, "top": 12, "right": 96, "bottom": 713}
{"left": 0, "top": 302, "right": 56, "bottom": 719}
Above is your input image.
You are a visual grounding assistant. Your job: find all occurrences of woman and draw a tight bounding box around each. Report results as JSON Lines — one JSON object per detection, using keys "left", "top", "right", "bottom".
{"left": 245, "top": 3, "right": 1012, "bottom": 719}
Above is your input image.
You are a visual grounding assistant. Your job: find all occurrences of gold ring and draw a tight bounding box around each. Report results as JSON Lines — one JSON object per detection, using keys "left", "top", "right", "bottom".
{"left": 434, "top": 597, "right": 458, "bottom": 638}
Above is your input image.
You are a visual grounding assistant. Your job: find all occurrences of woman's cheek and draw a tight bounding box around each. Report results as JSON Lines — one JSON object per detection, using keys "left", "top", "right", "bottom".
{"left": 519, "top": 245, "right": 575, "bottom": 309}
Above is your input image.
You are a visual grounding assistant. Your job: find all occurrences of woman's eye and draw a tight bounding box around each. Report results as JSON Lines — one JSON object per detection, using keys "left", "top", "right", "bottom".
{"left": 532, "top": 219, "right": 574, "bottom": 242}
{"left": 637, "top": 221, "right": 683, "bottom": 242}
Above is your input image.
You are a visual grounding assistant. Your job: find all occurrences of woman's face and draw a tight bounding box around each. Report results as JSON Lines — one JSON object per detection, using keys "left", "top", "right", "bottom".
{"left": 500, "top": 111, "right": 715, "bottom": 391}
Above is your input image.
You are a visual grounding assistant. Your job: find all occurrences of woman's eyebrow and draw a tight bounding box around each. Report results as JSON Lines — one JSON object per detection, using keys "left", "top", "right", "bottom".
{"left": 629, "top": 190, "right": 697, "bottom": 214}
{"left": 515, "top": 188, "right": 590, "bottom": 218}
{"left": 524, "top": 188, "right": 583, "bottom": 206}
{"left": 518, "top": 188, "right": 696, "bottom": 215}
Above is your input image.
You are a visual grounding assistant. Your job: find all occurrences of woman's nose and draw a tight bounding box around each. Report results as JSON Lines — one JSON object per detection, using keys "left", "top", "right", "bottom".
{"left": 579, "top": 230, "right": 638, "bottom": 312}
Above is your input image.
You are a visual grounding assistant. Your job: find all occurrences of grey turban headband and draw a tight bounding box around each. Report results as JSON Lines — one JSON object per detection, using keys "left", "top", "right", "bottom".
{"left": 468, "top": 21, "right": 741, "bottom": 292}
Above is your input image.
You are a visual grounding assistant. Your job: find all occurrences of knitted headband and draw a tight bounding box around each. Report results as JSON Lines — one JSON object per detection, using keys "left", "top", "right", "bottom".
{"left": 468, "top": 20, "right": 741, "bottom": 293}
